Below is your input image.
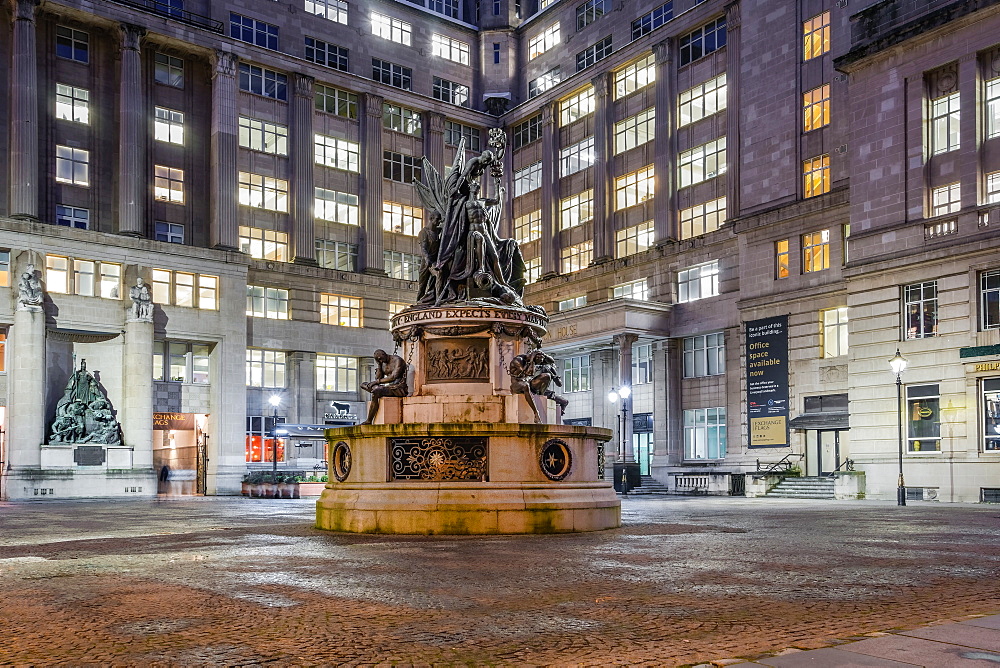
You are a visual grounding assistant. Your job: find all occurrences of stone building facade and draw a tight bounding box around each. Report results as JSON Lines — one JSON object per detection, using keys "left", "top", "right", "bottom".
{"left": 1, "top": 0, "right": 998, "bottom": 502}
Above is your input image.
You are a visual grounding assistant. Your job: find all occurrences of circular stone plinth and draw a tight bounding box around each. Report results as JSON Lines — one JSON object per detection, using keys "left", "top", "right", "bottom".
{"left": 315, "top": 423, "right": 619, "bottom": 535}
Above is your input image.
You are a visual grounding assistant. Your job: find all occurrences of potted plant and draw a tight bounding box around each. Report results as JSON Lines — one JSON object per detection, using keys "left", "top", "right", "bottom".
{"left": 241, "top": 474, "right": 252, "bottom": 497}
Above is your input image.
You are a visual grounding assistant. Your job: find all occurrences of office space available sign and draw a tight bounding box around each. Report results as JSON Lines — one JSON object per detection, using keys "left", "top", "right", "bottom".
{"left": 746, "top": 315, "right": 789, "bottom": 447}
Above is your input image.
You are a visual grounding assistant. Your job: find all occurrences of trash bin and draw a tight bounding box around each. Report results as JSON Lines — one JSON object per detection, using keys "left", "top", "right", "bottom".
{"left": 612, "top": 462, "right": 642, "bottom": 493}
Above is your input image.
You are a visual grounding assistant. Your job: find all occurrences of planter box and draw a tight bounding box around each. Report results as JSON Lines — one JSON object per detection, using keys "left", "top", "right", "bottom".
{"left": 297, "top": 482, "right": 327, "bottom": 497}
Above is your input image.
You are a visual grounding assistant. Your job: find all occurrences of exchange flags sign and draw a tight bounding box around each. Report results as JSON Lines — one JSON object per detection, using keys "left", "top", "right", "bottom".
{"left": 746, "top": 315, "right": 789, "bottom": 448}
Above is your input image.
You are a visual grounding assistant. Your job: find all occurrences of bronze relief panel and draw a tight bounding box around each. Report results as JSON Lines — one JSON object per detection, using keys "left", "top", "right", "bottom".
{"left": 425, "top": 338, "right": 490, "bottom": 382}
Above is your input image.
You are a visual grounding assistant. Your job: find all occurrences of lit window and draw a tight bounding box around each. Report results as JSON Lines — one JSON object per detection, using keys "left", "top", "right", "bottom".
{"left": 678, "top": 74, "right": 725, "bottom": 127}
{"left": 614, "top": 53, "right": 654, "bottom": 99}
{"left": 680, "top": 197, "right": 726, "bottom": 239}
{"left": 821, "top": 307, "right": 848, "bottom": 358}
{"left": 305, "top": 37, "right": 349, "bottom": 71}
{"left": 305, "top": 0, "right": 348, "bottom": 24}
{"left": 0, "top": 251, "right": 7, "bottom": 288}
{"left": 46, "top": 255, "right": 69, "bottom": 294}
{"left": 513, "top": 115, "right": 542, "bottom": 148}
{"left": 56, "top": 205, "right": 89, "bottom": 230}
{"left": 987, "top": 171, "right": 1000, "bottom": 205}
{"left": 382, "top": 202, "right": 423, "bottom": 236}
{"left": 321, "top": 293, "right": 362, "bottom": 327}
{"left": 238, "top": 172, "right": 289, "bottom": 212}
{"left": 679, "top": 138, "right": 726, "bottom": 188}
{"left": 155, "top": 221, "right": 184, "bottom": 244}
{"left": 433, "top": 77, "right": 470, "bottom": 107}
{"left": 683, "top": 333, "right": 725, "bottom": 378}
{"left": 315, "top": 85, "right": 357, "bottom": 118}
{"left": 679, "top": 17, "right": 726, "bottom": 67}
{"left": 560, "top": 241, "right": 593, "bottom": 274}
{"left": 238, "top": 63, "right": 287, "bottom": 101}
{"left": 246, "top": 349, "right": 286, "bottom": 388}
{"left": 230, "top": 13, "right": 279, "bottom": 50}
{"left": 904, "top": 281, "right": 937, "bottom": 339}
{"left": 632, "top": 2, "right": 673, "bottom": 40}
{"left": 154, "top": 52, "right": 184, "bottom": 87}
{"left": 55, "top": 84, "right": 89, "bottom": 124}
{"left": 563, "top": 355, "right": 591, "bottom": 392}
{"left": 372, "top": 58, "right": 412, "bottom": 90}
{"left": 524, "top": 257, "right": 541, "bottom": 284}
{"left": 576, "top": 36, "right": 612, "bottom": 72}
{"left": 802, "top": 229, "right": 830, "bottom": 273}
{"left": 154, "top": 165, "right": 184, "bottom": 204}
{"left": 560, "top": 137, "right": 595, "bottom": 176}
{"left": 246, "top": 285, "right": 289, "bottom": 319}
{"left": 55, "top": 145, "right": 89, "bottom": 186}
{"left": 906, "top": 384, "right": 941, "bottom": 452}
{"left": 528, "top": 68, "right": 561, "bottom": 98}
{"left": 931, "top": 182, "right": 961, "bottom": 216}
{"left": 317, "top": 354, "right": 357, "bottom": 391}
{"left": 803, "top": 84, "right": 830, "bottom": 132}
{"left": 560, "top": 190, "right": 594, "bottom": 230}
{"left": 678, "top": 260, "right": 719, "bottom": 303}
{"left": 154, "top": 341, "right": 210, "bottom": 384}
{"left": 389, "top": 302, "right": 407, "bottom": 318}
{"left": 980, "top": 270, "right": 1000, "bottom": 330}
{"left": 45, "top": 254, "right": 120, "bottom": 298}
{"left": 384, "top": 250, "right": 422, "bottom": 281}
{"left": 56, "top": 26, "right": 88, "bottom": 63}
{"left": 529, "top": 23, "right": 561, "bottom": 59}
{"left": 316, "top": 239, "right": 357, "bottom": 270}
{"left": 561, "top": 87, "right": 595, "bottom": 125}
{"left": 577, "top": 0, "right": 607, "bottom": 30}
{"left": 151, "top": 269, "right": 217, "bottom": 309}
{"left": 371, "top": 12, "right": 411, "bottom": 45}
{"left": 684, "top": 407, "right": 726, "bottom": 460}
{"left": 632, "top": 342, "right": 652, "bottom": 385}
{"left": 445, "top": 122, "right": 481, "bottom": 150}
{"left": 615, "top": 165, "right": 655, "bottom": 210}
{"left": 383, "top": 104, "right": 422, "bottom": 136}
{"left": 613, "top": 279, "right": 647, "bottom": 301}
{"left": 987, "top": 76, "right": 1000, "bottom": 140}
{"left": 239, "top": 226, "right": 289, "bottom": 262}
{"left": 383, "top": 153, "right": 421, "bottom": 186}
{"left": 239, "top": 117, "right": 288, "bottom": 155}
{"left": 803, "top": 154, "right": 830, "bottom": 198}
{"left": 929, "top": 92, "right": 961, "bottom": 156}
{"left": 803, "top": 12, "right": 830, "bottom": 61}
{"left": 315, "top": 134, "right": 360, "bottom": 172}
{"left": 315, "top": 188, "right": 359, "bottom": 225}
{"left": 515, "top": 210, "right": 542, "bottom": 244}
{"left": 615, "top": 108, "right": 655, "bottom": 154}
{"left": 514, "top": 163, "right": 542, "bottom": 196}
{"left": 775, "top": 239, "right": 790, "bottom": 279}
{"left": 984, "top": 379, "right": 1000, "bottom": 451}
{"left": 558, "top": 295, "right": 587, "bottom": 311}
{"left": 432, "top": 34, "right": 470, "bottom": 65}
{"left": 615, "top": 221, "right": 654, "bottom": 257}
{"left": 154, "top": 107, "right": 184, "bottom": 144}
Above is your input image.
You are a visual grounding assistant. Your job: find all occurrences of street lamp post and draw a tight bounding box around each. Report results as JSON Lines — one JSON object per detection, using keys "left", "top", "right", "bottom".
{"left": 608, "top": 385, "right": 631, "bottom": 494}
{"left": 269, "top": 394, "right": 281, "bottom": 484}
{"left": 888, "top": 349, "right": 908, "bottom": 506}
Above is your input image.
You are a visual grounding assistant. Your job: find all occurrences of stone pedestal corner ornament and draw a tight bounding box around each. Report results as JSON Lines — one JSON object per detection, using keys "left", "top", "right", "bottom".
{"left": 16, "top": 263, "right": 43, "bottom": 311}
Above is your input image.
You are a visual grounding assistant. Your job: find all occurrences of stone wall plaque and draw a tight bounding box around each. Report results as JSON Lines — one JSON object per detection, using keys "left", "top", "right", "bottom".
{"left": 424, "top": 338, "right": 489, "bottom": 383}
{"left": 74, "top": 446, "right": 106, "bottom": 466}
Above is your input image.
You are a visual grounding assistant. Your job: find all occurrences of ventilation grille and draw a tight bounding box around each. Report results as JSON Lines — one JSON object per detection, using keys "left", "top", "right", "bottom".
{"left": 982, "top": 488, "right": 1000, "bottom": 503}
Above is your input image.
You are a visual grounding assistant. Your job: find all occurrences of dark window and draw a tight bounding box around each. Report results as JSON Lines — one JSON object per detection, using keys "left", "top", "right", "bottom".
{"left": 513, "top": 114, "right": 542, "bottom": 149}
{"left": 576, "top": 35, "right": 612, "bottom": 72}
{"left": 152, "top": 0, "right": 183, "bottom": 17}
{"left": 433, "top": 77, "right": 470, "bottom": 107}
{"left": 383, "top": 151, "right": 422, "bottom": 184}
{"left": 154, "top": 52, "right": 184, "bottom": 87}
{"left": 631, "top": 2, "right": 673, "bottom": 40}
{"left": 981, "top": 270, "right": 1000, "bottom": 330}
{"left": 230, "top": 13, "right": 279, "bottom": 50}
{"left": 428, "top": 0, "right": 459, "bottom": 18}
{"left": 238, "top": 63, "right": 287, "bottom": 101}
{"left": 493, "top": 43, "right": 501, "bottom": 64}
{"left": 155, "top": 221, "right": 185, "bottom": 244}
{"left": 576, "top": 0, "right": 607, "bottom": 31}
{"left": 372, "top": 58, "right": 412, "bottom": 90}
{"left": 305, "top": 37, "right": 349, "bottom": 71}
{"left": 680, "top": 17, "right": 726, "bottom": 66}
{"left": 445, "top": 122, "right": 482, "bottom": 151}
{"left": 904, "top": 281, "right": 938, "bottom": 339}
{"left": 56, "top": 26, "right": 89, "bottom": 63}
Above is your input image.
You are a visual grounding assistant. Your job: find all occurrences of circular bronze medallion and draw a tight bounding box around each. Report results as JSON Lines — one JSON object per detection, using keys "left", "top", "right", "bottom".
{"left": 539, "top": 439, "right": 572, "bottom": 481}
{"left": 332, "top": 441, "right": 352, "bottom": 482}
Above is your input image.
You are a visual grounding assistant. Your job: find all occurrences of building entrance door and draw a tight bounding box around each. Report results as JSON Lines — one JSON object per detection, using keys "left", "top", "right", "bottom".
{"left": 804, "top": 430, "right": 846, "bottom": 476}
{"left": 152, "top": 413, "right": 207, "bottom": 495}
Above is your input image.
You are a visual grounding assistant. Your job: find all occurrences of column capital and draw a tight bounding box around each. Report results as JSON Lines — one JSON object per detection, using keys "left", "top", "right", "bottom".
{"left": 293, "top": 72, "right": 315, "bottom": 98}
{"left": 541, "top": 101, "right": 556, "bottom": 126}
{"left": 212, "top": 50, "right": 238, "bottom": 78}
{"left": 363, "top": 93, "right": 385, "bottom": 118}
{"left": 725, "top": 1, "right": 741, "bottom": 29}
{"left": 652, "top": 38, "right": 673, "bottom": 64}
{"left": 613, "top": 333, "right": 640, "bottom": 350}
{"left": 426, "top": 111, "right": 446, "bottom": 134}
{"left": 12, "top": 0, "right": 39, "bottom": 21}
{"left": 119, "top": 23, "right": 146, "bottom": 51}
{"left": 591, "top": 70, "right": 611, "bottom": 98}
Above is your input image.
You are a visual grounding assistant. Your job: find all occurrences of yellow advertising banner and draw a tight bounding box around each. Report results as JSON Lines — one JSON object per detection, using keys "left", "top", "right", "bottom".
{"left": 750, "top": 416, "right": 787, "bottom": 446}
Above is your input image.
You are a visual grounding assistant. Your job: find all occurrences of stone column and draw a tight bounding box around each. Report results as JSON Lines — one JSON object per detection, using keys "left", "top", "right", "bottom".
{"left": 117, "top": 23, "right": 147, "bottom": 236}
{"left": 291, "top": 74, "right": 317, "bottom": 265}
{"left": 122, "top": 318, "right": 153, "bottom": 470}
{"left": 211, "top": 51, "right": 239, "bottom": 250}
{"left": 614, "top": 333, "right": 639, "bottom": 461}
{"left": 652, "top": 39, "right": 677, "bottom": 242}
{"left": 659, "top": 338, "right": 684, "bottom": 466}
{"left": 591, "top": 73, "right": 614, "bottom": 263}
{"left": 539, "top": 102, "right": 558, "bottom": 277}
{"left": 360, "top": 93, "right": 386, "bottom": 275}
{"left": 292, "top": 352, "right": 317, "bottom": 425}
{"left": 9, "top": 302, "right": 46, "bottom": 469}
{"left": 724, "top": 3, "right": 742, "bottom": 220}
{"left": 958, "top": 53, "right": 978, "bottom": 210}
{"left": 9, "top": 0, "right": 40, "bottom": 220}
{"left": 424, "top": 112, "right": 446, "bottom": 175}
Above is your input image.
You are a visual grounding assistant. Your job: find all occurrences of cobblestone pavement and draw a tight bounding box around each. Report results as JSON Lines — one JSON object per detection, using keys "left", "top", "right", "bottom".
{"left": 0, "top": 496, "right": 999, "bottom": 667}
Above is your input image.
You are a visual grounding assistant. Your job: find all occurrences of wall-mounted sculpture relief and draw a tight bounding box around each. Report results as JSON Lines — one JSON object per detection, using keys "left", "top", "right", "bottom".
{"left": 425, "top": 338, "right": 490, "bottom": 382}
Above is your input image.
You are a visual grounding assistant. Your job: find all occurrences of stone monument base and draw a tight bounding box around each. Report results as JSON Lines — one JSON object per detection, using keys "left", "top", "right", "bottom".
{"left": 315, "top": 423, "right": 620, "bottom": 535}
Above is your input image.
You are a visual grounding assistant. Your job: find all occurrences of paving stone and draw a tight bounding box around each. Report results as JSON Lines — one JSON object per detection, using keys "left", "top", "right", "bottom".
{"left": 841, "top": 633, "right": 1000, "bottom": 667}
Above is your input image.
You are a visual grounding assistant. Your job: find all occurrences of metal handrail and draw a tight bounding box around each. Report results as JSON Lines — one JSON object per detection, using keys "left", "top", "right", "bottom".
{"left": 107, "top": 0, "right": 225, "bottom": 33}
{"left": 755, "top": 453, "right": 804, "bottom": 475}
{"left": 826, "top": 458, "right": 855, "bottom": 476}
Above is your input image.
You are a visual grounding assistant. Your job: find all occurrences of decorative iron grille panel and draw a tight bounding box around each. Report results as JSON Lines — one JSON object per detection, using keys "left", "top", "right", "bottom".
{"left": 389, "top": 436, "right": 487, "bottom": 481}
